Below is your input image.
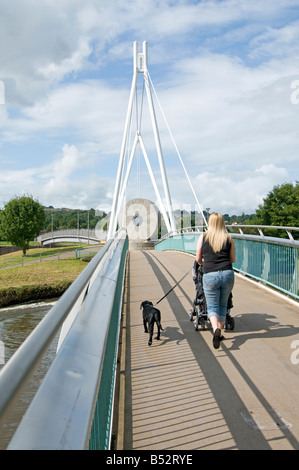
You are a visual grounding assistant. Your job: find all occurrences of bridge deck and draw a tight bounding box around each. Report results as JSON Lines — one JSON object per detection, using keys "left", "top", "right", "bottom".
{"left": 115, "top": 250, "right": 299, "bottom": 451}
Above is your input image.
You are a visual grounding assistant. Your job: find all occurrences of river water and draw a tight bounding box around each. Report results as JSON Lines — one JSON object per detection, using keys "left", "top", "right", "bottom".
{"left": 0, "top": 300, "right": 59, "bottom": 449}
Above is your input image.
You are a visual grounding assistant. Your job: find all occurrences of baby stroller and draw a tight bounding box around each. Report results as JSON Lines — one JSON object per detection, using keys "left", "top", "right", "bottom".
{"left": 189, "top": 261, "right": 235, "bottom": 331}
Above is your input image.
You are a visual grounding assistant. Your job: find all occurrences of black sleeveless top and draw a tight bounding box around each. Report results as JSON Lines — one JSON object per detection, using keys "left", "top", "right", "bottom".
{"left": 202, "top": 235, "right": 232, "bottom": 274}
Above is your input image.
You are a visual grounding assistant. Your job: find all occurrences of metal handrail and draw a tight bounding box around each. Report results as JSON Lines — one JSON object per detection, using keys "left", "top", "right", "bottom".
{"left": 226, "top": 224, "right": 299, "bottom": 241}
{"left": 164, "top": 224, "right": 299, "bottom": 241}
{"left": 0, "top": 232, "right": 127, "bottom": 446}
{"left": 4, "top": 235, "right": 128, "bottom": 450}
{"left": 6, "top": 231, "right": 128, "bottom": 449}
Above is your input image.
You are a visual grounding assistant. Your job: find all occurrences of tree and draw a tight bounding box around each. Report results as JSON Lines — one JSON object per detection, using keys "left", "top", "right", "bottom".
{"left": 0, "top": 195, "right": 45, "bottom": 254}
{"left": 255, "top": 182, "right": 299, "bottom": 227}
{"left": 253, "top": 182, "right": 299, "bottom": 239}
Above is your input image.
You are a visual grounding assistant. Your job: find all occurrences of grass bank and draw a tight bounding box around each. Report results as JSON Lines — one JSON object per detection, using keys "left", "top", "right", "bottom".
{"left": 0, "top": 258, "right": 88, "bottom": 308}
{"left": 0, "top": 244, "right": 96, "bottom": 268}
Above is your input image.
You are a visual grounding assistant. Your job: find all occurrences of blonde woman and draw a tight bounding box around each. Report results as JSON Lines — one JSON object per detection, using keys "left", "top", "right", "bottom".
{"left": 196, "top": 213, "right": 235, "bottom": 349}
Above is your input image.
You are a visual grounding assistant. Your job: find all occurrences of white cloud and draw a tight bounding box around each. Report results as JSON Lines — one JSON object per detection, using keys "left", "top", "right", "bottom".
{"left": 0, "top": 1, "right": 85, "bottom": 104}
{"left": 192, "top": 164, "right": 290, "bottom": 214}
{"left": 129, "top": 163, "right": 291, "bottom": 216}
{"left": 0, "top": 0, "right": 295, "bottom": 106}
{"left": 153, "top": 51, "right": 299, "bottom": 175}
{"left": 1, "top": 80, "right": 129, "bottom": 157}
{"left": 0, "top": 144, "right": 114, "bottom": 210}
{"left": 40, "top": 144, "right": 114, "bottom": 209}
{"left": 249, "top": 19, "right": 299, "bottom": 59}
{"left": 0, "top": 0, "right": 299, "bottom": 214}
{"left": 37, "top": 38, "right": 92, "bottom": 82}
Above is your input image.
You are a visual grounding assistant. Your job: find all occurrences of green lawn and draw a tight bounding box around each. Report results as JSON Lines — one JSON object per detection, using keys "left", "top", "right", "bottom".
{"left": 0, "top": 258, "right": 88, "bottom": 308}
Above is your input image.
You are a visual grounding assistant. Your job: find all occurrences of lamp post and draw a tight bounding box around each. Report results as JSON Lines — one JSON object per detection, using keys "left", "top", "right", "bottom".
{"left": 87, "top": 210, "right": 90, "bottom": 245}
{"left": 51, "top": 213, "right": 54, "bottom": 247}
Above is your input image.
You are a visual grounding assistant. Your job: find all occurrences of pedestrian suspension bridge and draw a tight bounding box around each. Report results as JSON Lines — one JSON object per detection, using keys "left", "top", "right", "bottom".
{"left": 0, "top": 42, "right": 299, "bottom": 451}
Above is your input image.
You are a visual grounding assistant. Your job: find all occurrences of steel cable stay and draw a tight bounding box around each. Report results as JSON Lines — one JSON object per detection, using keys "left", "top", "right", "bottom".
{"left": 118, "top": 78, "right": 137, "bottom": 213}
{"left": 120, "top": 75, "right": 146, "bottom": 204}
{"left": 147, "top": 71, "right": 208, "bottom": 228}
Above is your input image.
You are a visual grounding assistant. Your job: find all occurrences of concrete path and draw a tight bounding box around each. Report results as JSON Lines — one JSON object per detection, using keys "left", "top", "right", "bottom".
{"left": 115, "top": 250, "right": 299, "bottom": 450}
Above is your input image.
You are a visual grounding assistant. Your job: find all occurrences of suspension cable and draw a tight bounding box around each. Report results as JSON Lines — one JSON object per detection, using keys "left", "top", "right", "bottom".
{"left": 147, "top": 72, "right": 208, "bottom": 227}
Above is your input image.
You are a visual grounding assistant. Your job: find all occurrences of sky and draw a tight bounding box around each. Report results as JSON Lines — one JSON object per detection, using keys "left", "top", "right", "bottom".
{"left": 0, "top": 0, "right": 299, "bottom": 216}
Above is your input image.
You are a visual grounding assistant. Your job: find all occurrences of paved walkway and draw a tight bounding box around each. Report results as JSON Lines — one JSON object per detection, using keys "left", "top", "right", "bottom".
{"left": 115, "top": 250, "right": 299, "bottom": 450}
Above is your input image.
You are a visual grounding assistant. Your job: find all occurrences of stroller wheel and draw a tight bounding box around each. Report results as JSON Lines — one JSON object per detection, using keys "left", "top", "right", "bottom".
{"left": 200, "top": 317, "right": 206, "bottom": 330}
{"left": 225, "top": 316, "right": 235, "bottom": 330}
{"left": 189, "top": 309, "right": 195, "bottom": 321}
{"left": 194, "top": 316, "right": 199, "bottom": 331}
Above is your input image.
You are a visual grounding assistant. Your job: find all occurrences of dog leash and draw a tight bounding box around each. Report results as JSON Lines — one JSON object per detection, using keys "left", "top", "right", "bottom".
{"left": 154, "top": 269, "right": 190, "bottom": 306}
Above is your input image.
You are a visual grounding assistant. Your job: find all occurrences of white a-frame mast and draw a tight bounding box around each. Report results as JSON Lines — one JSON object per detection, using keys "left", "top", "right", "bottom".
{"left": 107, "top": 41, "right": 176, "bottom": 239}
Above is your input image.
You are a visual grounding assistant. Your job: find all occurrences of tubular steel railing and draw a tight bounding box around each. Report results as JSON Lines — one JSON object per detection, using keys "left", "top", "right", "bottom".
{"left": 167, "top": 224, "right": 299, "bottom": 241}
{"left": 0, "top": 230, "right": 128, "bottom": 450}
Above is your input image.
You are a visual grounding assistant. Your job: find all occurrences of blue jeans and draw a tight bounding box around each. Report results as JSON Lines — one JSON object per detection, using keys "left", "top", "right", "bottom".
{"left": 203, "top": 270, "right": 234, "bottom": 322}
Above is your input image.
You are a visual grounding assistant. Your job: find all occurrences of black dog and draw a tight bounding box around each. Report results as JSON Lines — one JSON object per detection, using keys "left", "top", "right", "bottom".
{"left": 140, "top": 300, "right": 164, "bottom": 346}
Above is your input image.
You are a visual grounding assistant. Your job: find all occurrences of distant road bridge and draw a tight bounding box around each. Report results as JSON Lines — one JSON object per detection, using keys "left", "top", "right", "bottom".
{"left": 37, "top": 229, "right": 107, "bottom": 246}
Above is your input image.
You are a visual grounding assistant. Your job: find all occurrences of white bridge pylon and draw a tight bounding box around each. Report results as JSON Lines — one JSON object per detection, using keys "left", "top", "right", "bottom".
{"left": 108, "top": 41, "right": 177, "bottom": 240}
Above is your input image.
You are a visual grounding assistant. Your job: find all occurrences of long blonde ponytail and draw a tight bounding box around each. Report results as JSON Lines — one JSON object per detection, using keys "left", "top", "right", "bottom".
{"left": 205, "top": 213, "right": 231, "bottom": 253}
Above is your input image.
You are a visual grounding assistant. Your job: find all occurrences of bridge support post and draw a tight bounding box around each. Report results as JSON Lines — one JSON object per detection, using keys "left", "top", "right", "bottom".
{"left": 107, "top": 41, "right": 176, "bottom": 240}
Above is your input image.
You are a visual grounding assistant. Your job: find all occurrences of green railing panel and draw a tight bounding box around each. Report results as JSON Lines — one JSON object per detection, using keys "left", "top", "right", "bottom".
{"left": 89, "top": 236, "right": 128, "bottom": 450}
{"left": 233, "top": 238, "right": 299, "bottom": 299}
{"left": 155, "top": 233, "right": 199, "bottom": 254}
